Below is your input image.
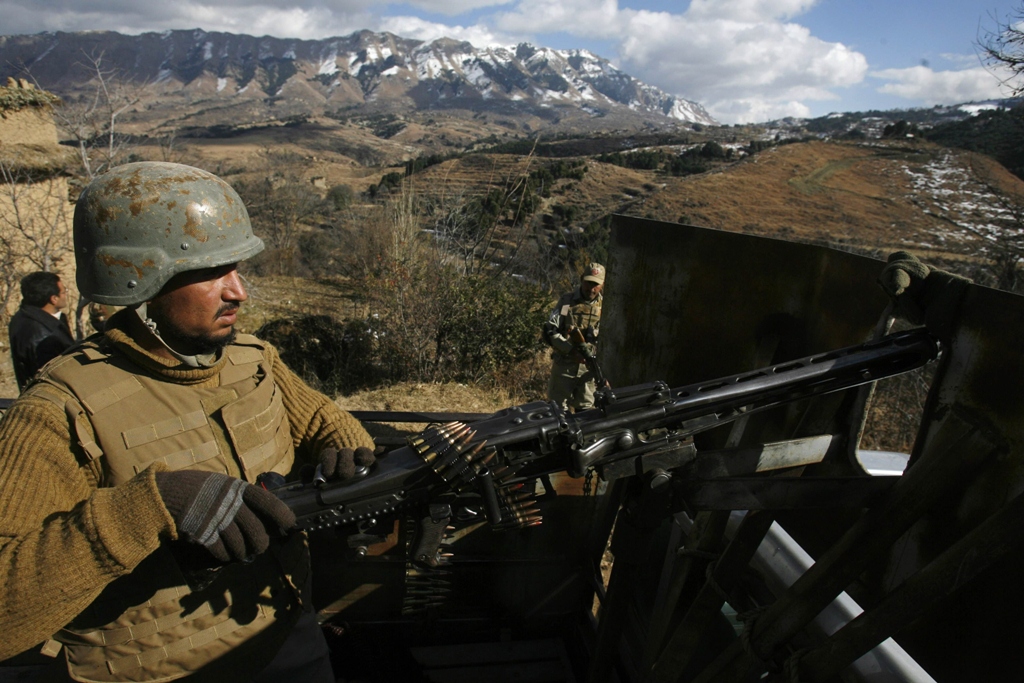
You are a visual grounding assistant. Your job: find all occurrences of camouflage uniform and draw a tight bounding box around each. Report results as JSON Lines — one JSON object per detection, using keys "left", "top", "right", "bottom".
{"left": 543, "top": 264, "right": 605, "bottom": 411}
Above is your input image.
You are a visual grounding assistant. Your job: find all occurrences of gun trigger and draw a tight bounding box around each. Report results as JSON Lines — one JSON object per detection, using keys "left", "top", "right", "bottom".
{"left": 313, "top": 463, "right": 327, "bottom": 488}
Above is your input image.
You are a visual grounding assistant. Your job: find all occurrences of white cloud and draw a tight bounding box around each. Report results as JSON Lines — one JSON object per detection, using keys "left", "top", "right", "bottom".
{"left": 871, "top": 65, "right": 1010, "bottom": 103}
{"left": 489, "top": 0, "right": 868, "bottom": 123}
{"left": 496, "top": 0, "right": 622, "bottom": 39}
{"left": 404, "top": 0, "right": 515, "bottom": 17}
{"left": 184, "top": 6, "right": 375, "bottom": 39}
{"left": 939, "top": 52, "right": 983, "bottom": 68}
{"left": 0, "top": 0, "right": 378, "bottom": 38}
{"left": 685, "top": 0, "right": 821, "bottom": 22}
{"left": 379, "top": 15, "right": 510, "bottom": 47}
{"left": 611, "top": 11, "right": 865, "bottom": 122}
{"left": 707, "top": 97, "right": 812, "bottom": 122}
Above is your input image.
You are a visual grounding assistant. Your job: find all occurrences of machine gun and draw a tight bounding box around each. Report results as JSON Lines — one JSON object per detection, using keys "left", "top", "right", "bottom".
{"left": 273, "top": 328, "right": 939, "bottom": 567}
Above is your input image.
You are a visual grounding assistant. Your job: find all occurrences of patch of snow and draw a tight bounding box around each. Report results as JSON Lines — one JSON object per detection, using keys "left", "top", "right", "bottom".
{"left": 217, "top": 77, "right": 227, "bottom": 92}
{"left": 958, "top": 103, "right": 1000, "bottom": 115}
{"left": 319, "top": 52, "right": 339, "bottom": 76}
{"left": 364, "top": 43, "right": 393, "bottom": 63}
{"left": 463, "top": 63, "right": 491, "bottom": 89}
{"left": 902, "top": 150, "right": 1023, "bottom": 253}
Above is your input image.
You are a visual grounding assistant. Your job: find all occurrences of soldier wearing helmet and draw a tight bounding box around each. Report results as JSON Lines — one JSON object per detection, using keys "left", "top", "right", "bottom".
{"left": 0, "top": 163, "right": 375, "bottom": 681}
{"left": 542, "top": 262, "right": 606, "bottom": 411}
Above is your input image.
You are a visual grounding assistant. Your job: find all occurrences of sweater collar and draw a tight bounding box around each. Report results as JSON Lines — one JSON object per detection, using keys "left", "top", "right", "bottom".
{"left": 103, "top": 309, "right": 228, "bottom": 383}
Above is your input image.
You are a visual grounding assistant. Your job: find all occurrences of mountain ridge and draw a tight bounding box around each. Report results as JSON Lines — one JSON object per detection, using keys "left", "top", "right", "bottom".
{"left": 0, "top": 29, "right": 718, "bottom": 131}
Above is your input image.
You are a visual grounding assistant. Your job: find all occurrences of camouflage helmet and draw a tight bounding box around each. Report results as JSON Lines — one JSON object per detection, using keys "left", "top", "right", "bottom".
{"left": 74, "top": 162, "right": 264, "bottom": 306}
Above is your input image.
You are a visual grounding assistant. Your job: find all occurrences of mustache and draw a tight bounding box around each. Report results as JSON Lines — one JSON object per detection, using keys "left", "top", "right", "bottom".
{"left": 215, "top": 302, "right": 240, "bottom": 319}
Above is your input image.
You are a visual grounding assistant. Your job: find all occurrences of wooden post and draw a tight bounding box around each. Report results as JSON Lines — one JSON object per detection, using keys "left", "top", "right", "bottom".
{"left": 641, "top": 511, "right": 729, "bottom": 671}
{"left": 651, "top": 510, "right": 775, "bottom": 682}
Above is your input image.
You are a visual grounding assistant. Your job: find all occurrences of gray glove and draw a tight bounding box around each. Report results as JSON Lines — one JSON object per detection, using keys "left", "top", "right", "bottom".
{"left": 317, "top": 446, "right": 376, "bottom": 481}
{"left": 878, "top": 251, "right": 970, "bottom": 338}
{"left": 156, "top": 470, "right": 296, "bottom": 563}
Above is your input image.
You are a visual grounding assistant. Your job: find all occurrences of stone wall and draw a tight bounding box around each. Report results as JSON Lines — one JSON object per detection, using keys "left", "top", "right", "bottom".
{"left": 0, "top": 80, "right": 79, "bottom": 362}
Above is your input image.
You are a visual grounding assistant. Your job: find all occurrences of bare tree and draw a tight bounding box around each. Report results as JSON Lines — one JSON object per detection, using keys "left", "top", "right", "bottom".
{"left": 232, "top": 151, "right": 325, "bottom": 263}
{"left": 0, "top": 163, "right": 72, "bottom": 271}
{"left": 0, "top": 160, "right": 74, "bottom": 328}
{"left": 416, "top": 149, "right": 540, "bottom": 279}
{"left": 979, "top": 5, "right": 1024, "bottom": 95}
{"left": 49, "top": 51, "right": 142, "bottom": 180}
{"left": 0, "top": 229, "right": 22, "bottom": 331}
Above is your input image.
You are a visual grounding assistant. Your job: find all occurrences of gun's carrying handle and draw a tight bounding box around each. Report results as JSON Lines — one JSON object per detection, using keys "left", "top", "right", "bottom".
{"left": 476, "top": 467, "right": 502, "bottom": 524}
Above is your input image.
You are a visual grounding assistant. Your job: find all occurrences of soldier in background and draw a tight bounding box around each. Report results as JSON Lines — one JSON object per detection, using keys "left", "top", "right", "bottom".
{"left": 8, "top": 271, "right": 75, "bottom": 392}
{"left": 542, "top": 262, "right": 605, "bottom": 411}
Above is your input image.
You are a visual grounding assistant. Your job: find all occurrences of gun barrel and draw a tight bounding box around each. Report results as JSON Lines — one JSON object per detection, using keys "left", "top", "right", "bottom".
{"left": 588, "top": 328, "right": 939, "bottom": 438}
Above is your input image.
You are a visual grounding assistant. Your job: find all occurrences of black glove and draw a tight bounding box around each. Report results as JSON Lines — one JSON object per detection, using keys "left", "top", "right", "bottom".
{"left": 156, "top": 470, "right": 296, "bottom": 563}
{"left": 317, "top": 446, "right": 376, "bottom": 481}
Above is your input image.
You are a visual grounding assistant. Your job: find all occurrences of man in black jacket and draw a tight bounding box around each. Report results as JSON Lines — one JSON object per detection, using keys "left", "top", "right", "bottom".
{"left": 8, "top": 271, "right": 74, "bottom": 391}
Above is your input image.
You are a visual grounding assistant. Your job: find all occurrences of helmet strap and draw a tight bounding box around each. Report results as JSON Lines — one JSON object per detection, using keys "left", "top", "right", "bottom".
{"left": 134, "top": 303, "right": 219, "bottom": 368}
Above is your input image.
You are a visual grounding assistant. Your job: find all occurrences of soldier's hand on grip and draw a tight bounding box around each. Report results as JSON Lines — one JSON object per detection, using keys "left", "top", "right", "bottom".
{"left": 156, "top": 470, "right": 296, "bottom": 563}
{"left": 317, "top": 446, "right": 376, "bottom": 481}
{"left": 878, "top": 251, "right": 970, "bottom": 338}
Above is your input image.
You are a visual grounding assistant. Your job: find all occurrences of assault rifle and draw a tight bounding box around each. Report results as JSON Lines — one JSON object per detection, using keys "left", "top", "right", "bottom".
{"left": 567, "top": 326, "right": 609, "bottom": 388}
{"left": 273, "top": 329, "right": 939, "bottom": 566}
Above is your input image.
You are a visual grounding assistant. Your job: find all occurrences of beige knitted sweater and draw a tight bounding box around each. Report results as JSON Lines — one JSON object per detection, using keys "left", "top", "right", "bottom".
{"left": 0, "top": 312, "right": 374, "bottom": 660}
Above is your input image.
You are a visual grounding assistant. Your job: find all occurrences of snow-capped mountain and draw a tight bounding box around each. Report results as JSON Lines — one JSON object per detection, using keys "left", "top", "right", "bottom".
{"left": 0, "top": 29, "right": 718, "bottom": 127}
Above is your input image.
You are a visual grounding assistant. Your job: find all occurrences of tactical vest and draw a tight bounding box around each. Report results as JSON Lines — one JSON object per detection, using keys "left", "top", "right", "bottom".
{"left": 35, "top": 334, "right": 307, "bottom": 683}
{"left": 567, "top": 297, "right": 601, "bottom": 334}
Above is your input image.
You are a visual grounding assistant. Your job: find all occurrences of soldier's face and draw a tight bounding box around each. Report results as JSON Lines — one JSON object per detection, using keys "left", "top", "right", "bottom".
{"left": 581, "top": 280, "right": 603, "bottom": 301}
{"left": 147, "top": 263, "right": 248, "bottom": 355}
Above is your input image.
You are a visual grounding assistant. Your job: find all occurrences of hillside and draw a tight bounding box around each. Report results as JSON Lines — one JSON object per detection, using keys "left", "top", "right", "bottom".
{"left": 170, "top": 132, "right": 1024, "bottom": 293}
{"left": 394, "top": 138, "right": 1024, "bottom": 271}
{"left": 637, "top": 140, "right": 1023, "bottom": 261}
{"left": 2, "top": 138, "right": 1021, "bottom": 401}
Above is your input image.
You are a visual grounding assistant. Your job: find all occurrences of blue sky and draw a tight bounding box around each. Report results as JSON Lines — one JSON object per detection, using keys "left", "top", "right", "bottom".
{"left": 2, "top": 0, "right": 1019, "bottom": 123}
